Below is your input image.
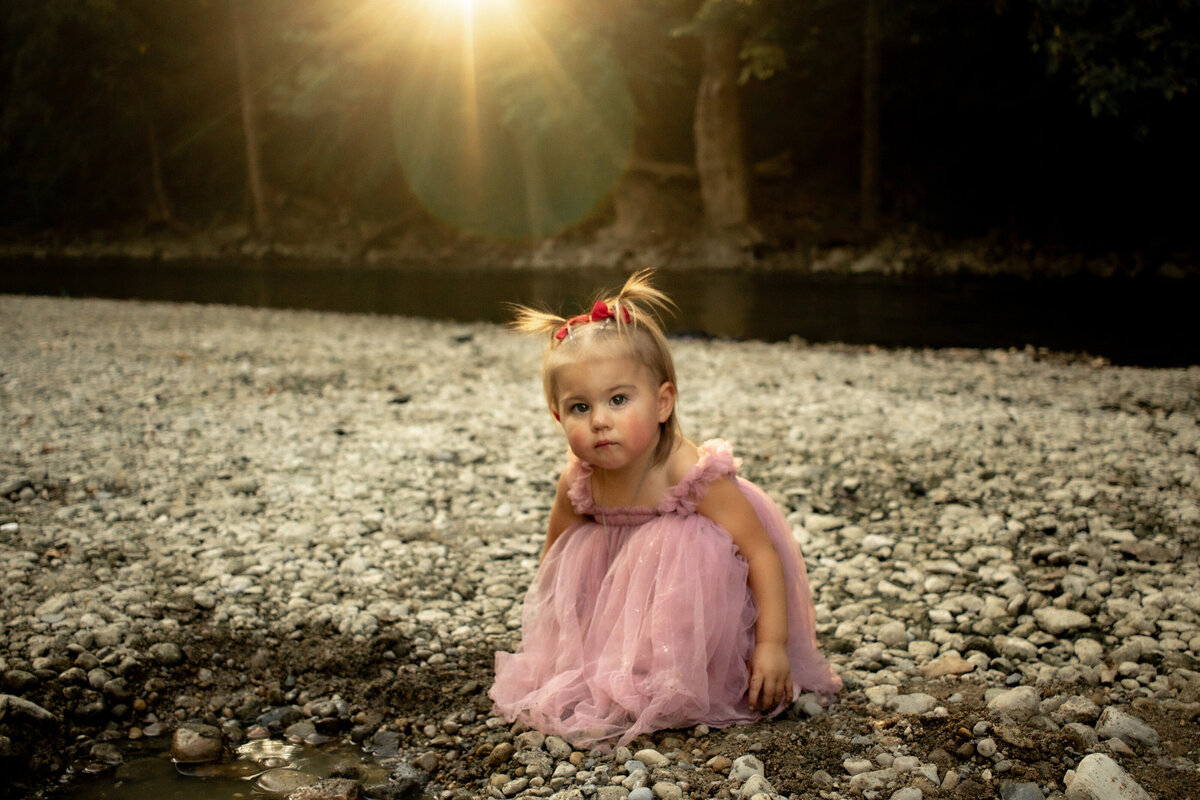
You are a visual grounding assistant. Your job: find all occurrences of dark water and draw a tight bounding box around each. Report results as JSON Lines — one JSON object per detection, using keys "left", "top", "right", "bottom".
{"left": 60, "top": 738, "right": 398, "bottom": 800}
{"left": 3, "top": 258, "right": 1196, "bottom": 366}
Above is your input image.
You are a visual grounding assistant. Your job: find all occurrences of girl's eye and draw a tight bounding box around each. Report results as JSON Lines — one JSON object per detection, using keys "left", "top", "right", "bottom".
{"left": 570, "top": 402, "right": 589, "bottom": 414}
{"left": 610, "top": 394, "right": 628, "bottom": 407}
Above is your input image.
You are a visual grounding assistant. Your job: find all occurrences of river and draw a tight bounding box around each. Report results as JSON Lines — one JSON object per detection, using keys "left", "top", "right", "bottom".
{"left": 2, "top": 258, "right": 1195, "bottom": 366}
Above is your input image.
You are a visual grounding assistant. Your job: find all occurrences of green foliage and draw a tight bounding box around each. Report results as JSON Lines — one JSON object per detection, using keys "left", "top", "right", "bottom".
{"left": 739, "top": 40, "right": 788, "bottom": 82}
{"left": 1027, "top": 0, "right": 1199, "bottom": 120}
{"left": 676, "top": 0, "right": 796, "bottom": 83}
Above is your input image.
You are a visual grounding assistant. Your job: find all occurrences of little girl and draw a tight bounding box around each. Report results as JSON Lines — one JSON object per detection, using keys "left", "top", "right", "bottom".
{"left": 490, "top": 270, "right": 840, "bottom": 749}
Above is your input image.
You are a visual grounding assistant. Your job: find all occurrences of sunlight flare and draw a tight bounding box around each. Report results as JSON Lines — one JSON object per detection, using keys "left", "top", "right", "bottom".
{"left": 416, "top": 0, "right": 514, "bottom": 26}
{"left": 390, "top": 0, "right": 634, "bottom": 239}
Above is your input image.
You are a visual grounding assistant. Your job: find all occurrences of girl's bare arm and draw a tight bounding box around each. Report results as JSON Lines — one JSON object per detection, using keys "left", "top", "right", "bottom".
{"left": 697, "top": 477, "right": 793, "bottom": 711}
{"left": 542, "top": 465, "right": 583, "bottom": 561}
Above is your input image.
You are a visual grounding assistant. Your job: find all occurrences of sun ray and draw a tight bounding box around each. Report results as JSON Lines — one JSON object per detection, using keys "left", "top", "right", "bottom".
{"left": 459, "top": 2, "right": 483, "bottom": 223}
{"left": 390, "top": 0, "right": 635, "bottom": 239}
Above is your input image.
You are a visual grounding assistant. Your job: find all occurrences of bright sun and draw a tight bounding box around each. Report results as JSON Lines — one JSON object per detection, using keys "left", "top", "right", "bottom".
{"left": 423, "top": 0, "right": 513, "bottom": 24}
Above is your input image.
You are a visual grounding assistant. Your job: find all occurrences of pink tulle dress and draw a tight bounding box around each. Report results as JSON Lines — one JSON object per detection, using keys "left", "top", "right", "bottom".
{"left": 490, "top": 440, "right": 841, "bottom": 749}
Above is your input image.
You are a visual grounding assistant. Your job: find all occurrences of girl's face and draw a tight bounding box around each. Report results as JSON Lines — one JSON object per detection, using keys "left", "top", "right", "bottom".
{"left": 552, "top": 355, "right": 675, "bottom": 474}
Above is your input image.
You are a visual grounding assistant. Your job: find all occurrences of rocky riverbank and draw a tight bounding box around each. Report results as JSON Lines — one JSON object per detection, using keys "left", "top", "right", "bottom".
{"left": 2, "top": 294, "right": 1199, "bottom": 800}
{"left": 3, "top": 223, "right": 1197, "bottom": 278}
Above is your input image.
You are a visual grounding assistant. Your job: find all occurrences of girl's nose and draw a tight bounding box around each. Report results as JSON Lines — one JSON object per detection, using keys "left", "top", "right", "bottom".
{"left": 591, "top": 409, "right": 610, "bottom": 430}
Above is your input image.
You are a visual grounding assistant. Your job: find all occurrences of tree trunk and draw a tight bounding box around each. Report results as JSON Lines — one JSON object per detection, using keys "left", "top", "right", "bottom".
{"left": 860, "top": 0, "right": 881, "bottom": 236}
{"left": 145, "top": 116, "right": 172, "bottom": 223}
{"left": 231, "top": 0, "right": 269, "bottom": 234}
{"left": 694, "top": 30, "right": 749, "bottom": 230}
{"left": 134, "top": 86, "right": 173, "bottom": 224}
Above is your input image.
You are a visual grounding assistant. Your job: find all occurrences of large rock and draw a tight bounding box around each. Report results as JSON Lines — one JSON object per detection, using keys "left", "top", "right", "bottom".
{"left": 1095, "top": 707, "right": 1159, "bottom": 749}
{"left": 1051, "top": 695, "right": 1101, "bottom": 724}
{"left": 729, "top": 755, "right": 765, "bottom": 782}
{"left": 987, "top": 686, "right": 1042, "bottom": 722}
{"left": 633, "top": 748, "right": 669, "bottom": 769}
{"left": 1066, "top": 753, "right": 1152, "bottom": 800}
{"left": 890, "top": 692, "right": 939, "bottom": 715}
{"left": 369, "top": 763, "right": 428, "bottom": 800}
{"left": 1033, "top": 607, "right": 1091, "bottom": 635}
{"left": 170, "top": 722, "right": 225, "bottom": 764}
{"left": 1, "top": 670, "right": 39, "bottom": 693}
{"left": 920, "top": 653, "right": 976, "bottom": 677}
{"left": 738, "top": 774, "right": 775, "bottom": 798}
{"left": 148, "top": 642, "right": 185, "bottom": 666}
{"left": 849, "top": 768, "right": 898, "bottom": 791}
{"left": 0, "top": 694, "right": 58, "bottom": 727}
{"left": 1000, "top": 783, "right": 1045, "bottom": 800}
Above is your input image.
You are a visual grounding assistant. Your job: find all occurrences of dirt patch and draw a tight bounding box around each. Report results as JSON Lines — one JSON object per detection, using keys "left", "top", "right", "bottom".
{"left": 9, "top": 628, "right": 1200, "bottom": 799}
{"left": 4, "top": 625, "right": 494, "bottom": 799}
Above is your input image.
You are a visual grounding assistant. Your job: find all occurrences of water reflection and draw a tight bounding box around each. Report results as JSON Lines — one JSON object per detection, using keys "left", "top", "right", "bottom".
{"left": 234, "top": 739, "right": 305, "bottom": 768}
{"left": 61, "top": 738, "right": 390, "bottom": 800}
{"left": 2, "top": 259, "right": 1196, "bottom": 366}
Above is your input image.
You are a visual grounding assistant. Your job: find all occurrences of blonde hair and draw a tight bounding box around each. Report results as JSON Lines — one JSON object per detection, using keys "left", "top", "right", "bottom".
{"left": 511, "top": 269, "right": 681, "bottom": 465}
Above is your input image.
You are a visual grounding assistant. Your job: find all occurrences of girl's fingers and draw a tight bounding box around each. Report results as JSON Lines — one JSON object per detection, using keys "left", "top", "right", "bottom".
{"left": 761, "top": 678, "right": 779, "bottom": 711}
{"left": 749, "top": 667, "right": 797, "bottom": 712}
{"left": 765, "top": 677, "right": 792, "bottom": 711}
{"left": 747, "top": 673, "right": 764, "bottom": 710}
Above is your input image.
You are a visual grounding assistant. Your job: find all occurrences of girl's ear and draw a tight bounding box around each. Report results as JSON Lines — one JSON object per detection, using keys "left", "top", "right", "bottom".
{"left": 656, "top": 381, "right": 676, "bottom": 423}
{"left": 550, "top": 405, "right": 561, "bottom": 423}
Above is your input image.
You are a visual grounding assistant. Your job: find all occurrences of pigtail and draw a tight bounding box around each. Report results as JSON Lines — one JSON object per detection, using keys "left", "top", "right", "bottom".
{"left": 607, "top": 268, "right": 676, "bottom": 331}
{"left": 508, "top": 304, "right": 567, "bottom": 338}
{"left": 509, "top": 269, "right": 674, "bottom": 342}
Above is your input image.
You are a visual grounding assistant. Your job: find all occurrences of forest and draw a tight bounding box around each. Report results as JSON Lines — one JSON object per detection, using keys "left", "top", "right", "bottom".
{"left": 1, "top": 0, "right": 1197, "bottom": 267}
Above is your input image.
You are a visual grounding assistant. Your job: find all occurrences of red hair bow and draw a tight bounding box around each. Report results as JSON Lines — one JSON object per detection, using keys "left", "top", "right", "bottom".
{"left": 555, "top": 300, "right": 631, "bottom": 340}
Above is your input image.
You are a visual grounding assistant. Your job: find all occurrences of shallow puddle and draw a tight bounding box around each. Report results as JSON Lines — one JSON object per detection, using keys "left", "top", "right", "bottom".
{"left": 61, "top": 738, "right": 396, "bottom": 800}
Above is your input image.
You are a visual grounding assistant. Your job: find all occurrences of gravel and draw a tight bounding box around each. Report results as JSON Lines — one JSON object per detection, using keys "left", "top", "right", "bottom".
{"left": 2, "top": 295, "right": 1199, "bottom": 800}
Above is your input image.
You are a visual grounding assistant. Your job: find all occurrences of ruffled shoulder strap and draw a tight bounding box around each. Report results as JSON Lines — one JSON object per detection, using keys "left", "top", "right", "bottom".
{"left": 660, "top": 439, "right": 741, "bottom": 516}
{"left": 565, "top": 458, "right": 597, "bottom": 516}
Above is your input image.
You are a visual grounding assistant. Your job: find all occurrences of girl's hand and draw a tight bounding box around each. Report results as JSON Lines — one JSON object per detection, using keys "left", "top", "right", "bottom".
{"left": 747, "top": 641, "right": 793, "bottom": 712}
